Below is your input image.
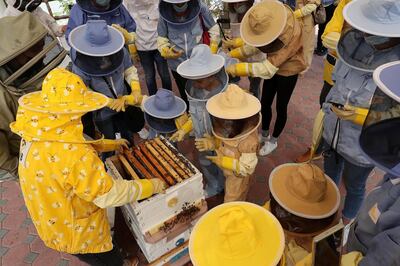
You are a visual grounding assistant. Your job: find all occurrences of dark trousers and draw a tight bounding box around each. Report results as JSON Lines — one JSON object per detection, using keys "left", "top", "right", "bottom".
{"left": 261, "top": 74, "right": 299, "bottom": 138}
{"left": 320, "top": 81, "right": 333, "bottom": 107}
{"left": 75, "top": 246, "right": 124, "bottom": 266}
{"left": 96, "top": 108, "right": 144, "bottom": 159}
{"left": 137, "top": 49, "right": 172, "bottom": 95}
{"left": 171, "top": 70, "right": 189, "bottom": 109}
{"left": 316, "top": 4, "right": 336, "bottom": 50}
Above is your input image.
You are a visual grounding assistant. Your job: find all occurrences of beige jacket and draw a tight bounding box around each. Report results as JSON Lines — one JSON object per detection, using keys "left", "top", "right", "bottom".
{"left": 268, "top": 5, "right": 307, "bottom": 76}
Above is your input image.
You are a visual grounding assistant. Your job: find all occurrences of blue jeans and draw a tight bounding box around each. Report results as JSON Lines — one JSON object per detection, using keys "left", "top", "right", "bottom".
{"left": 323, "top": 146, "right": 374, "bottom": 219}
{"left": 137, "top": 50, "right": 172, "bottom": 95}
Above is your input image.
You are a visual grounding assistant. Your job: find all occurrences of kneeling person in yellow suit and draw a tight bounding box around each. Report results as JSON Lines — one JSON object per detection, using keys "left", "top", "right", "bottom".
{"left": 10, "top": 68, "right": 165, "bottom": 265}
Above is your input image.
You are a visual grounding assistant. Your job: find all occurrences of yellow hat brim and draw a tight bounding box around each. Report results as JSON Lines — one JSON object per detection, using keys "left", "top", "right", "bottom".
{"left": 18, "top": 91, "right": 109, "bottom": 114}
{"left": 206, "top": 91, "right": 261, "bottom": 120}
{"left": 189, "top": 202, "right": 285, "bottom": 266}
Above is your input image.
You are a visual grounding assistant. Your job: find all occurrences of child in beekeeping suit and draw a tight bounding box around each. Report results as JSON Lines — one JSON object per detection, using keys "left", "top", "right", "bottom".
{"left": 170, "top": 44, "right": 227, "bottom": 198}
{"left": 10, "top": 68, "right": 165, "bottom": 265}
{"left": 195, "top": 84, "right": 261, "bottom": 202}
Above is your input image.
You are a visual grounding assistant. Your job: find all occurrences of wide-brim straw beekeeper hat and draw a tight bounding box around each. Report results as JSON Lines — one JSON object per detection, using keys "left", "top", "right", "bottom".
{"left": 240, "top": 0, "right": 287, "bottom": 47}
{"left": 206, "top": 84, "right": 261, "bottom": 120}
{"left": 269, "top": 163, "right": 340, "bottom": 219}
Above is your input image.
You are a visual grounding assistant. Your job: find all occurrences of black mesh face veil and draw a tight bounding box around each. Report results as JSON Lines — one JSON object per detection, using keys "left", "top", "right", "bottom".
{"left": 211, "top": 114, "right": 259, "bottom": 139}
{"left": 73, "top": 49, "right": 124, "bottom": 76}
{"left": 159, "top": 0, "right": 200, "bottom": 25}
{"left": 360, "top": 87, "right": 400, "bottom": 176}
{"left": 269, "top": 196, "right": 335, "bottom": 234}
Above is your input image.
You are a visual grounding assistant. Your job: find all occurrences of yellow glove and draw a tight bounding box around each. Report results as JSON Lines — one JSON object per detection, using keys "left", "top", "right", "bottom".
{"left": 111, "top": 24, "right": 136, "bottom": 44}
{"left": 341, "top": 251, "right": 363, "bottom": 266}
{"left": 92, "top": 139, "right": 129, "bottom": 153}
{"left": 112, "top": 24, "right": 136, "bottom": 44}
{"left": 294, "top": 9, "right": 303, "bottom": 19}
{"left": 222, "top": 37, "right": 244, "bottom": 49}
{"left": 160, "top": 46, "right": 184, "bottom": 59}
{"left": 263, "top": 200, "right": 271, "bottom": 211}
{"left": 226, "top": 63, "right": 253, "bottom": 77}
{"left": 108, "top": 81, "right": 143, "bottom": 112}
{"left": 322, "top": 32, "right": 341, "bottom": 50}
{"left": 295, "top": 254, "right": 312, "bottom": 266}
{"left": 195, "top": 133, "right": 216, "bottom": 152}
{"left": 128, "top": 44, "right": 140, "bottom": 62}
{"left": 169, "top": 118, "right": 193, "bottom": 142}
{"left": 206, "top": 153, "right": 240, "bottom": 174}
{"left": 175, "top": 113, "right": 189, "bottom": 129}
{"left": 310, "top": 109, "right": 325, "bottom": 160}
{"left": 331, "top": 104, "right": 369, "bottom": 126}
{"left": 210, "top": 40, "right": 219, "bottom": 54}
{"left": 287, "top": 239, "right": 310, "bottom": 265}
{"left": 150, "top": 178, "right": 167, "bottom": 194}
{"left": 228, "top": 47, "right": 247, "bottom": 60}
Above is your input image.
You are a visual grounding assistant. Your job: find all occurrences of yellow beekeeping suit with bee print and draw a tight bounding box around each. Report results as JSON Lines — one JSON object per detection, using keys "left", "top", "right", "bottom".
{"left": 9, "top": 68, "right": 158, "bottom": 254}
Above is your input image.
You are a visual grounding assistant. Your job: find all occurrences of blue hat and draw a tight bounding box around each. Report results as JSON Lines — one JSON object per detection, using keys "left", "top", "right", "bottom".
{"left": 177, "top": 44, "right": 225, "bottom": 79}
{"left": 143, "top": 88, "right": 186, "bottom": 119}
{"left": 76, "top": 0, "right": 122, "bottom": 15}
{"left": 159, "top": 0, "right": 200, "bottom": 25}
{"left": 359, "top": 61, "right": 400, "bottom": 176}
{"left": 343, "top": 0, "right": 400, "bottom": 37}
{"left": 144, "top": 113, "right": 177, "bottom": 134}
{"left": 69, "top": 20, "right": 124, "bottom": 57}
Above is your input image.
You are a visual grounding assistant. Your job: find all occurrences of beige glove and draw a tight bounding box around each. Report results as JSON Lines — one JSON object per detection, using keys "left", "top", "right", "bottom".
{"left": 322, "top": 32, "right": 341, "bottom": 50}
{"left": 150, "top": 178, "right": 167, "bottom": 194}
{"left": 195, "top": 134, "right": 216, "bottom": 151}
{"left": 331, "top": 104, "right": 369, "bottom": 126}
{"left": 294, "top": 4, "right": 318, "bottom": 18}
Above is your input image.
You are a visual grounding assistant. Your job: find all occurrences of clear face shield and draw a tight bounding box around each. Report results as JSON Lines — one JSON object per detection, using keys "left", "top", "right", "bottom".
{"left": 186, "top": 67, "right": 228, "bottom": 100}
{"left": 211, "top": 113, "right": 259, "bottom": 139}
{"left": 360, "top": 86, "right": 400, "bottom": 176}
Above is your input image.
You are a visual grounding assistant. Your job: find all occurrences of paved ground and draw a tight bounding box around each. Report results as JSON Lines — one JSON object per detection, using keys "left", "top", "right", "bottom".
{"left": 0, "top": 54, "right": 382, "bottom": 265}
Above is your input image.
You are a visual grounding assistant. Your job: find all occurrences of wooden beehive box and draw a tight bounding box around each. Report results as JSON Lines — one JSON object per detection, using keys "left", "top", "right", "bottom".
{"left": 106, "top": 137, "right": 206, "bottom": 239}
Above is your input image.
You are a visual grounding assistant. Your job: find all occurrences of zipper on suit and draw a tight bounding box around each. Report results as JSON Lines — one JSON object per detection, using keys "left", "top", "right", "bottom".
{"left": 184, "top": 33, "right": 188, "bottom": 59}
{"left": 109, "top": 77, "right": 118, "bottom": 97}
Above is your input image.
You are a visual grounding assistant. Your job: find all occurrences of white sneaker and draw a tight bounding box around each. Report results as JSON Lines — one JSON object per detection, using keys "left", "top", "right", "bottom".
{"left": 138, "top": 127, "right": 149, "bottom": 139}
{"left": 259, "top": 140, "right": 278, "bottom": 156}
